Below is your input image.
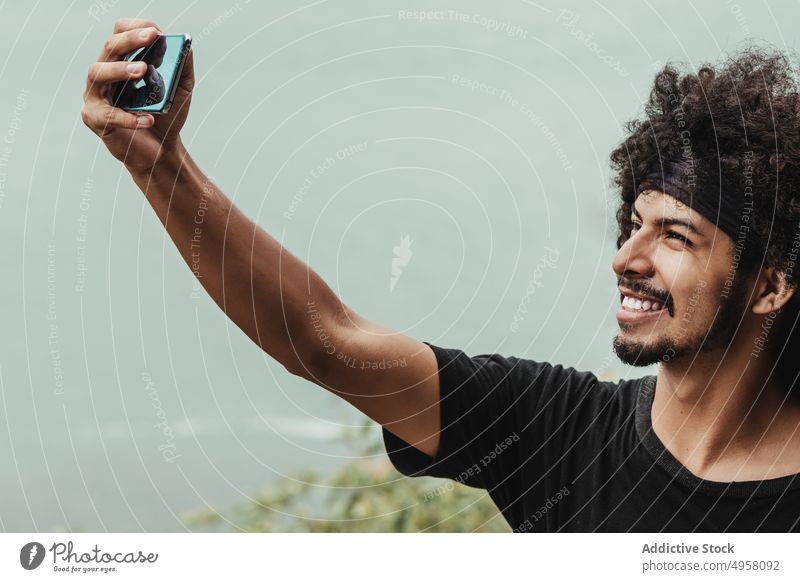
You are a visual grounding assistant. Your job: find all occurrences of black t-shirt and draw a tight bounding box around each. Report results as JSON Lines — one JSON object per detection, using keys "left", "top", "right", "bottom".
{"left": 382, "top": 342, "right": 800, "bottom": 532}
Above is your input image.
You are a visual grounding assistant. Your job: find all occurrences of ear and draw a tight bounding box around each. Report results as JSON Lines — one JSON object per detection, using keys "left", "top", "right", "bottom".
{"left": 751, "top": 267, "right": 796, "bottom": 315}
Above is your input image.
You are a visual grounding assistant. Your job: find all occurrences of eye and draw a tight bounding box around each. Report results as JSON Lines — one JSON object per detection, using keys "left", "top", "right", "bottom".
{"left": 630, "top": 220, "right": 642, "bottom": 231}
{"left": 666, "top": 231, "right": 692, "bottom": 246}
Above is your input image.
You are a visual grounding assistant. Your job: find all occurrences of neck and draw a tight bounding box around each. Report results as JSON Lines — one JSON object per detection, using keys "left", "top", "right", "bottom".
{"left": 652, "top": 329, "right": 800, "bottom": 481}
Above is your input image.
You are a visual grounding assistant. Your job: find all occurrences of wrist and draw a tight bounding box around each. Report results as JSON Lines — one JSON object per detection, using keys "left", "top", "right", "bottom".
{"left": 127, "top": 138, "right": 190, "bottom": 184}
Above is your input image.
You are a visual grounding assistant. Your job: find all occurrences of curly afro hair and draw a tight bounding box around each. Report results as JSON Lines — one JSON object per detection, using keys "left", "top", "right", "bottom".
{"left": 610, "top": 46, "right": 800, "bottom": 393}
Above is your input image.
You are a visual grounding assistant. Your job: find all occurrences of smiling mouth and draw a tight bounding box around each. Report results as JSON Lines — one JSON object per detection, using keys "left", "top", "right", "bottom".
{"left": 619, "top": 294, "right": 666, "bottom": 313}
{"left": 616, "top": 299, "right": 668, "bottom": 328}
{"left": 616, "top": 285, "right": 674, "bottom": 322}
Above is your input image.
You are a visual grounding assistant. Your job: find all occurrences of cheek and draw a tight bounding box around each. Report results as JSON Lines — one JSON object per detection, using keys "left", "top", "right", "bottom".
{"left": 673, "top": 278, "right": 729, "bottom": 326}
{"left": 655, "top": 255, "right": 693, "bottom": 295}
{"left": 657, "top": 256, "right": 714, "bottom": 313}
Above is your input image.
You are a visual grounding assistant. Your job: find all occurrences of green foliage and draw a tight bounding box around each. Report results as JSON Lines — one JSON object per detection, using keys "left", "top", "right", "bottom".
{"left": 183, "top": 423, "right": 511, "bottom": 533}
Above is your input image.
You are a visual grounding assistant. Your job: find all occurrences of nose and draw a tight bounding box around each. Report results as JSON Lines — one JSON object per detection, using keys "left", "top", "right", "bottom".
{"left": 612, "top": 230, "right": 656, "bottom": 280}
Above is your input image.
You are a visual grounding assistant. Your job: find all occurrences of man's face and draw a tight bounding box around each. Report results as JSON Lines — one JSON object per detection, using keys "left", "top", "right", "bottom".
{"left": 611, "top": 191, "right": 751, "bottom": 366}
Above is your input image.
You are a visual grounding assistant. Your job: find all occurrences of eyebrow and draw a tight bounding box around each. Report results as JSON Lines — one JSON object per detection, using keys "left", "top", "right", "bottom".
{"left": 632, "top": 204, "right": 703, "bottom": 237}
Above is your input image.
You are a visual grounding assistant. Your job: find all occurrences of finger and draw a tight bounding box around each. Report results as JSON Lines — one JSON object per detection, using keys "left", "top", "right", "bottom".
{"left": 85, "top": 61, "right": 148, "bottom": 98}
{"left": 113, "top": 18, "right": 162, "bottom": 34}
{"left": 97, "top": 26, "right": 159, "bottom": 62}
{"left": 81, "top": 100, "right": 154, "bottom": 132}
{"left": 177, "top": 46, "right": 195, "bottom": 95}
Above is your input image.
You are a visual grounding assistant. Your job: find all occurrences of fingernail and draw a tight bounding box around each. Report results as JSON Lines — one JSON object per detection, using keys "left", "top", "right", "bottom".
{"left": 126, "top": 63, "right": 144, "bottom": 73}
{"left": 136, "top": 115, "right": 153, "bottom": 126}
{"left": 139, "top": 28, "right": 153, "bottom": 39}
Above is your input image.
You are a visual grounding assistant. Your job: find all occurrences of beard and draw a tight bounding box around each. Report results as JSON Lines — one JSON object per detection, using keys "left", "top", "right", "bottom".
{"left": 612, "top": 273, "right": 750, "bottom": 367}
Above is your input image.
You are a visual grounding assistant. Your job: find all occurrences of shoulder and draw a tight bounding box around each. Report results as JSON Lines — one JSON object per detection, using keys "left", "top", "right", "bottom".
{"left": 424, "top": 340, "right": 644, "bottom": 418}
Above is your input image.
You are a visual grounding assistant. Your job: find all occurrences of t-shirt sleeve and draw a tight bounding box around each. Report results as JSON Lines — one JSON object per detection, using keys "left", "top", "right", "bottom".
{"left": 382, "top": 340, "right": 595, "bottom": 490}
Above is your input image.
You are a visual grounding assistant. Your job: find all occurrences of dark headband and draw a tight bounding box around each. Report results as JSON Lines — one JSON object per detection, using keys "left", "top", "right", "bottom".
{"left": 636, "top": 160, "right": 743, "bottom": 241}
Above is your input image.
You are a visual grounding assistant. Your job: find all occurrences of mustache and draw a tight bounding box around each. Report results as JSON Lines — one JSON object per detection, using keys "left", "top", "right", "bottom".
{"left": 617, "top": 277, "right": 674, "bottom": 316}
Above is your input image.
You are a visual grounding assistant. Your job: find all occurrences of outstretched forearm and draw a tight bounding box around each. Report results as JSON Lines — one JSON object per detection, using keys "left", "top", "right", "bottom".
{"left": 128, "top": 139, "right": 345, "bottom": 378}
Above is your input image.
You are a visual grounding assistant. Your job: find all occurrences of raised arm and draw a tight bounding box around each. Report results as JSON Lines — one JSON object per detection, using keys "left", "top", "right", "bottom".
{"left": 81, "top": 18, "right": 442, "bottom": 457}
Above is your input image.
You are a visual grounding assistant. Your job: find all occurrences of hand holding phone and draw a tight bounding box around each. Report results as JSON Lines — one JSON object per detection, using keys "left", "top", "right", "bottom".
{"left": 81, "top": 19, "right": 195, "bottom": 174}
{"left": 111, "top": 33, "right": 191, "bottom": 114}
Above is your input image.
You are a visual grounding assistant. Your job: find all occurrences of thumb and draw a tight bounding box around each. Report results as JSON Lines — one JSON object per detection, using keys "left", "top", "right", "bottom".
{"left": 178, "top": 46, "right": 195, "bottom": 95}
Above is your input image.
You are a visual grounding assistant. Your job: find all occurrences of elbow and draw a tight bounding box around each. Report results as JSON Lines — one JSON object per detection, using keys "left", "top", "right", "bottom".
{"left": 277, "top": 305, "right": 353, "bottom": 383}
{"left": 281, "top": 338, "right": 335, "bottom": 383}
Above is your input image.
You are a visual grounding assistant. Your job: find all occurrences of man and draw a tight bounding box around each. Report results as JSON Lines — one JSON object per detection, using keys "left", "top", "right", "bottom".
{"left": 82, "top": 20, "right": 800, "bottom": 532}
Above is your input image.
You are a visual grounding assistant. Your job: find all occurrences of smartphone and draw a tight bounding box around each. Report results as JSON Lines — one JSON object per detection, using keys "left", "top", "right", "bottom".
{"left": 111, "top": 33, "right": 191, "bottom": 115}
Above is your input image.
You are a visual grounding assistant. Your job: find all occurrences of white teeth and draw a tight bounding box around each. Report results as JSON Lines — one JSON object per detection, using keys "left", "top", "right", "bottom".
{"left": 621, "top": 294, "right": 665, "bottom": 312}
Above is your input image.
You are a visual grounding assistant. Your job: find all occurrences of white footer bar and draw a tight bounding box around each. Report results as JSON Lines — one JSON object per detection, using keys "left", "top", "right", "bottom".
{"left": 1, "top": 533, "right": 797, "bottom": 581}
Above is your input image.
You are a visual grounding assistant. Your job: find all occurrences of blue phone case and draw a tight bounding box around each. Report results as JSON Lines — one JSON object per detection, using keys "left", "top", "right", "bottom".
{"left": 111, "top": 33, "right": 192, "bottom": 115}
